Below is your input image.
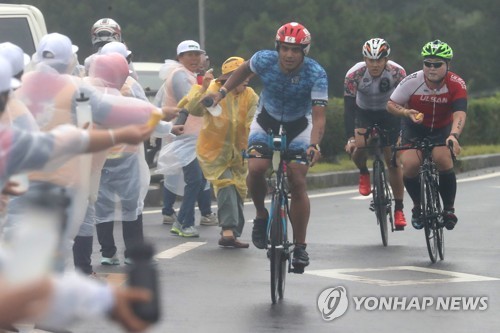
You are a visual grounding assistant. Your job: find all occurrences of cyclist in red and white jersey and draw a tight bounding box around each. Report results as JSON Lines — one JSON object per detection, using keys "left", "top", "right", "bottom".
{"left": 344, "top": 38, "right": 407, "bottom": 230}
{"left": 387, "top": 40, "right": 467, "bottom": 230}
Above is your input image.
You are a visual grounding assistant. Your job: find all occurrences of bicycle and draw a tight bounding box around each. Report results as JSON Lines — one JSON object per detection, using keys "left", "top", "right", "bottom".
{"left": 243, "top": 125, "right": 309, "bottom": 304}
{"left": 358, "top": 124, "right": 395, "bottom": 247}
{"left": 393, "top": 138, "right": 455, "bottom": 263}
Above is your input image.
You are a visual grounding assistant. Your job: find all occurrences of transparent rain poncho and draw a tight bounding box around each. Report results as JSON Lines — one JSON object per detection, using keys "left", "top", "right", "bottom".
{"left": 5, "top": 58, "right": 157, "bottom": 246}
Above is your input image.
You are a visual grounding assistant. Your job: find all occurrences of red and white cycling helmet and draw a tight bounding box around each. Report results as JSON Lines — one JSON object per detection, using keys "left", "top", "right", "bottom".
{"left": 362, "top": 38, "right": 391, "bottom": 59}
{"left": 91, "top": 18, "right": 122, "bottom": 46}
{"left": 275, "top": 22, "right": 311, "bottom": 55}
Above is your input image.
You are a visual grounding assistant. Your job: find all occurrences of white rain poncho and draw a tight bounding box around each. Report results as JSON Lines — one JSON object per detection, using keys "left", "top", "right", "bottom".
{"left": 89, "top": 53, "right": 150, "bottom": 222}
{"left": 155, "top": 60, "right": 205, "bottom": 195}
{"left": 5, "top": 60, "right": 157, "bottom": 248}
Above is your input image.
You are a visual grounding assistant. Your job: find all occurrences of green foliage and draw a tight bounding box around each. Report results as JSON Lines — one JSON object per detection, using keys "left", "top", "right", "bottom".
{"left": 461, "top": 93, "right": 500, "bottom": 145}
{"left": 3, "top": 0, "right": 498, "bottom": 98}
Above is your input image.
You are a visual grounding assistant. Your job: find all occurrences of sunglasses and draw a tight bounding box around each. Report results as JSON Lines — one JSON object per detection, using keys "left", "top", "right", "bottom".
{"left": 423, "top": 61, "right": 446, "bottom": 69}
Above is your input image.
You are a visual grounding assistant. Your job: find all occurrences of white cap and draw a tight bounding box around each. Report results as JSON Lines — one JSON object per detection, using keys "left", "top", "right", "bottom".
{"left": 0, "top": 42, "right": 30, "bottom": 75}
{"left": 34, "top": 33, "right": 79, "bottom": 65}
{"left": 99, "top": 41, "right": 131, "bottom": 59}
{"left": 0, "top": 56, "right": 21, "bottom": 92}
{"left": 176, "top": 40, "right": 204, "bottom": 56}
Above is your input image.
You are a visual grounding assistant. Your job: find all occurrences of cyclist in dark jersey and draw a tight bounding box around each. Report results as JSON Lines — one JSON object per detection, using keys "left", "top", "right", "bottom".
{"left": 344, "top": 38, "right": 407, "bottom": 230}
{"left": 387, "top": 40, "right": 467, "bottom": 230}
{"left": 205, "top": 22, "right": 328, "bottom": 270}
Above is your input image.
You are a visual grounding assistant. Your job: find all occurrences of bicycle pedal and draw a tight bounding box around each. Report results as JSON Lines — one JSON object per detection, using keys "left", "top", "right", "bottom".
{"left": 369, "top": 201, "right": 375, "bottom": 211}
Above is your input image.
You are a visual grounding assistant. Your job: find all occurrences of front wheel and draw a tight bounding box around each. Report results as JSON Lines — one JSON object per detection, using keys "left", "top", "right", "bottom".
{"left": 373, "top": 160, "right": 389, "bottom": 246}
{"left": 421, "top": 172, "right": 437, "bottom": 263}
{"left": 269, "top": 195, "right": 285, "bottom": 303}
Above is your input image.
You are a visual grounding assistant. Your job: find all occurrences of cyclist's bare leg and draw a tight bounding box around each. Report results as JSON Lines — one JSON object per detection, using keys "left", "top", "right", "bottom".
{"left": 432, "top": 146, "right": 454, "bottom": 171}
{"left": 383, "top": 148, "right": 404, "bottom": 200}
{"left": 286, "top": 162, "right": 309, "bottom": 244}
{"left": 352, "top": 129, "right": 368, "bottom": 170}
{"left": 247, "top": 157, "right": 271, "bottom": 218}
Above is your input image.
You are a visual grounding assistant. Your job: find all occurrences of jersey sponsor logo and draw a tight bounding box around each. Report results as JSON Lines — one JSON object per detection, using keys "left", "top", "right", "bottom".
{"left": 291, "top": 75, "right": 300, "bottom": 84}
{"left": 450, "top": 74, "right": 467, "bottom": 90}
{"left": 400, "top": 72, "right": 418, "bottom": 85}
{"left": 419, "top": 95, "right": 448, "bottom": 103}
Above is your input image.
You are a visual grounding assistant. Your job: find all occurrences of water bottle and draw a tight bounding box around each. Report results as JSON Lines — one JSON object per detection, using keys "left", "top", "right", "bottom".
{"left": 174, "top": 108, "right": 189, "bottom": 125}
{"left": 127, "top": 243, "right": 160, "bottom": 323}
{"left": 201, "top": 97, "right": 222, "bottom": 117}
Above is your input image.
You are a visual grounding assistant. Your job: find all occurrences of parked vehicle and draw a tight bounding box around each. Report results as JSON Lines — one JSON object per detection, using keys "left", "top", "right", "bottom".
{"left": 133, "top": 62, "right": 163, "bottom": 102}
{"left": 0, "top": 4, "right": 47, "bottom": 56}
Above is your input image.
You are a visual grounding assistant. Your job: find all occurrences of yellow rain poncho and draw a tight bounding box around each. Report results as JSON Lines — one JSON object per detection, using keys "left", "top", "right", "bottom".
{"left": 184, "top": 81, "right": 258, "bottom": 199}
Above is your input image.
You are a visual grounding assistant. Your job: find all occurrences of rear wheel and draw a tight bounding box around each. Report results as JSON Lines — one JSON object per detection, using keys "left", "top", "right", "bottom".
{"left": 373, "top": 160, "right": 389, "bottom": 246}
{"left": 421, "top": 173, "right": 437, "bottom": 263}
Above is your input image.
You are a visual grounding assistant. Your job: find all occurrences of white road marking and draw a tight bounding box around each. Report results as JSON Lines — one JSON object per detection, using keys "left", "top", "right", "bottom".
{"left": 155, "top": 242, "right": 206, "bottom": 259}
{"left": 305, "top": 265, "right": 500, "bottom": 286}
{"left": 143, "top": 171, "right": 500, "bottom": 215}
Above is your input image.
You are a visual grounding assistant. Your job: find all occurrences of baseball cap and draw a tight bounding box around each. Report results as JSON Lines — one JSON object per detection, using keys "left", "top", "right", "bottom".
{"left": 34, "top": 33, "right": 79, "bottom": 65}
{"left": 0, "top": 42, "right": 30, "bottom": 76}
{"left": 217, "top": 56, "right": 245, "bottom": 81}
{"left": 0, "top": 56, "right": 21, "bottom": 92}
{"left": 99, "top": 41, "right": 132, "bottom": 59}
{"left": 176, "top": 40, "right": 204, "bottom": 56}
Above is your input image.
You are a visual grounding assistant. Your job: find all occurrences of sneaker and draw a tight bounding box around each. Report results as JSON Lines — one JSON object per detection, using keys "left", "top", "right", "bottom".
{"left": 200, "top": 212, "right": 218, "bottom": 226}
{"left": 218, "top": 236, "right": 249, "bottom": 248}
{"left": 179, "top": 226, "right": 200, "bottom": 238}
{"left": 443, "top": 209, "right": 458, "bottom": 230}
{"left": 170, "top": 220, "right": 182, "bottom": 235}
{"left": 292, "top": 244, "right": 310, "bottom": 268}
{"left": 101, "top": 254, "right": 120, "bottom": 266}
{"left": 359, "top": 173, "right": 371, "bottom": 196}
{"left": 394, "top": 210, "right": 407, "bottom": 230}
{"left": 163, "top": 213, "right": 178, "bottom": 225}
{"left": 411, "top": 207, "right": 423, "bottom": 230}
{"left": 252, "top": 215, "right": 268, "bottom": 249}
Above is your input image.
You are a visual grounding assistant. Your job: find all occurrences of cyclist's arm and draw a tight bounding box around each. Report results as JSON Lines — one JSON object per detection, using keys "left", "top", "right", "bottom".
{"left": 209, "top": 61, "right": 253, "bottom": 105}
{"left": 387, "top": 100, "right": 421, "bottom": 122}
{"left": 308, "top": 103, "right": 326, "bottom": 166}
{"left": 343, "top": 96, "right": 356, "bottom": 141}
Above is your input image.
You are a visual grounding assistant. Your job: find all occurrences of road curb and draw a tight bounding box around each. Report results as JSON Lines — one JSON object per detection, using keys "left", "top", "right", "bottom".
{"left": 144, "top": 153, "right": 500, "bottom": 207}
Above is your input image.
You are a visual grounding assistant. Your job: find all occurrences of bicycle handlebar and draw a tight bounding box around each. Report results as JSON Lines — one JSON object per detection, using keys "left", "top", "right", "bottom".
{"left": 391, "top": 138, "right": 456, "bottom": 167}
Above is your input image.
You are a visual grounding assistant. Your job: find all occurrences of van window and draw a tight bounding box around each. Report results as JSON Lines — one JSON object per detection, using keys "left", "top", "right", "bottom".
{"left": 0, "top": 17, "right": 36, "bottom": 55}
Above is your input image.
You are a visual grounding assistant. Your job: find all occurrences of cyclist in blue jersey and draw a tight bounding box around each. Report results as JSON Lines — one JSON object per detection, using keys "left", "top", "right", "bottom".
{"left": 205, "top": 22, "right": 328, "bottom": 270}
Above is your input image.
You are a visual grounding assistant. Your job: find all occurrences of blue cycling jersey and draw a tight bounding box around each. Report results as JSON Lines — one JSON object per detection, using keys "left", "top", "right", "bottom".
{"left": 249, "top": 50, "right": 328, "bottom": 122}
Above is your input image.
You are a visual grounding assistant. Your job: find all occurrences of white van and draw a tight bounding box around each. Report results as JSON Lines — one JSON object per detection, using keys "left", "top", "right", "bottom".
{"left": 0, "top": 4, "right": 47, "bottom": 56}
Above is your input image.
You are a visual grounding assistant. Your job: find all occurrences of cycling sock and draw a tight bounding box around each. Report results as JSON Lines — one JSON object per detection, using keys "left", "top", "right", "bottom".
{"left": 359, "top": 167, "right": 369, "bottom": 174}
{"left": 394, "top": 199, "right": 404, "bottom": 211}
{"left": 439, "top": 169, "right": 457, "bottom": 209}
{"left": 403, "top": 175, "right": 420, "bottom": 206}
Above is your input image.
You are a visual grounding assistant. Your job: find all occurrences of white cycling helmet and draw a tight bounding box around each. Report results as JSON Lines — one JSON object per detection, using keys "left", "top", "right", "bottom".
{"left": 91, "top": 18, "right": 122, "bottom": 46}
{"left": 362, "top": 38, "right": 391, "bottom": 59}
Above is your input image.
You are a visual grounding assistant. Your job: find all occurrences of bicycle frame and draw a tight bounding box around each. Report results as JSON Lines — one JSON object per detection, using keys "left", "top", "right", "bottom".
{"left": 243, "top": 125, "right": 308, "bottom": 303}
{"left": 359, "top": 124, "right": 395, "bottom": 246}
{"left": 393, "top": 138, "right": 453, "bottom": 262}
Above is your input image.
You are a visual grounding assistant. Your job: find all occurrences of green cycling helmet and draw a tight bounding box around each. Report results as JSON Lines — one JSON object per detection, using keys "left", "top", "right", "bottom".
{"left": 421, "top": 40, "right": 453, "bottom": 60}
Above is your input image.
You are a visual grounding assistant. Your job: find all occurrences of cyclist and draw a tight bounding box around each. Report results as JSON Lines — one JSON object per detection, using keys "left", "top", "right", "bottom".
{"left": 344, "top": 38, "right": 408, "bottom": 230}
{"left": 387, "top": 40, "right": 467, "bottom": 230}
{"left": 205, "top": 22, "right": 328, "bottom": 270}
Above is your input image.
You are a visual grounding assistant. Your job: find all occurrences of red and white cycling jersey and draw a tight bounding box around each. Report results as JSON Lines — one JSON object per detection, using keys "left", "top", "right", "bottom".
{"left": 390, "top": 70, "right": 467, "bottom": 129}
